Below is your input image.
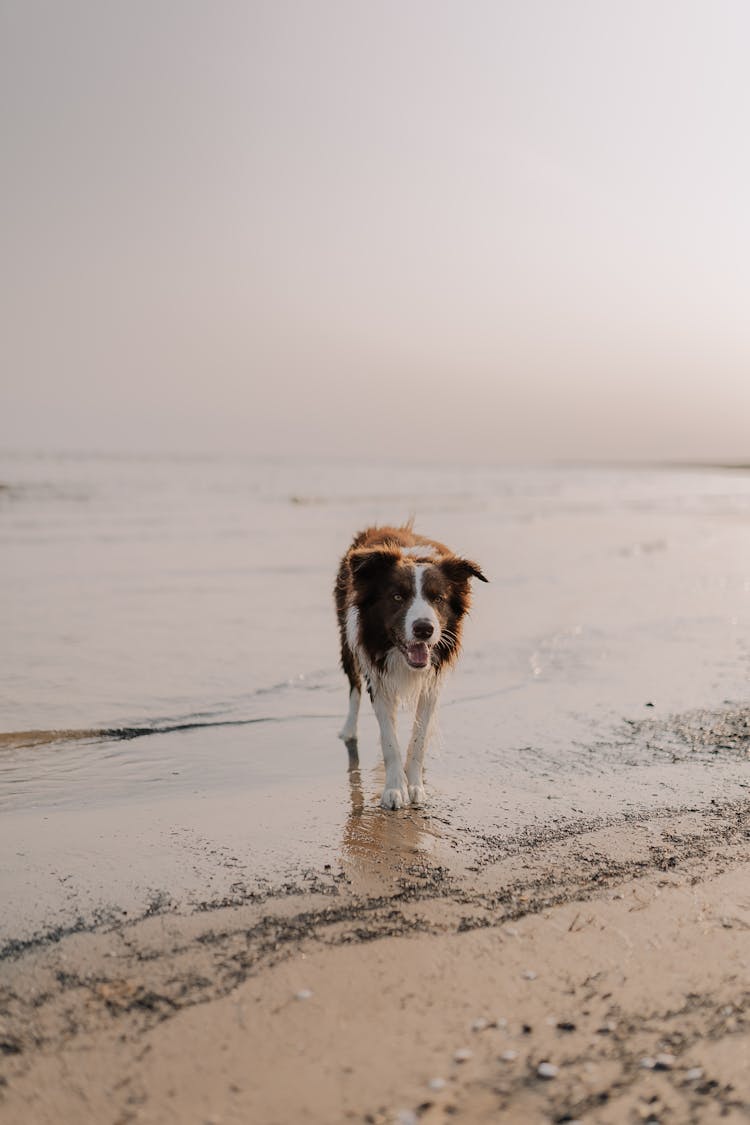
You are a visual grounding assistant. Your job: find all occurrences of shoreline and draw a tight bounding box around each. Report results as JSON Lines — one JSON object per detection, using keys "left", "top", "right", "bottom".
{"left": 3, "top": 700, "right": 749, "bottom": 951}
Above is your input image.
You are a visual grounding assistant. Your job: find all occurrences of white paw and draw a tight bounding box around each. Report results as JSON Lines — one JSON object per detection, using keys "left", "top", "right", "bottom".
{"left": 381, "top": 786, "right": 409, "bottom": 810}
{"left": 408, "top": 783, "right": 426, "bottom": 807}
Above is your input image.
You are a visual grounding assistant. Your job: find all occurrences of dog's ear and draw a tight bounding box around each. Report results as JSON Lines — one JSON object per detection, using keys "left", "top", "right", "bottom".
{"left": 439, "top": 556, "right": 488, "bottom": 585}
{"left": 348, "top": 546, "right": 400, "bottom": 585}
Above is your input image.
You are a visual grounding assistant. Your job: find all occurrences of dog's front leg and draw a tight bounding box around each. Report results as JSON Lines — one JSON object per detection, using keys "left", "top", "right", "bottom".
{"left": 372, "top": 692, "right": 409, "bottom": 810}
{"left": 405, "top": 684, "right": 440, "bottom": 806}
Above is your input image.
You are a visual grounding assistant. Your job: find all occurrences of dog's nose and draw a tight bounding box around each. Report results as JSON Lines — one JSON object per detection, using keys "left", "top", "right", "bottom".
{"left": 412, "top": 618, "right": 435, "bottom": 641}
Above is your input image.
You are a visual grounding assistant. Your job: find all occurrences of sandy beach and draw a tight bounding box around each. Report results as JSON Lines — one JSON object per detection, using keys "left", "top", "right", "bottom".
{"left": 2, "top": 780, "right": 750, "bottom": 1124}
{"left": 2, "top": 456, "right": 750, "bottom": 1122}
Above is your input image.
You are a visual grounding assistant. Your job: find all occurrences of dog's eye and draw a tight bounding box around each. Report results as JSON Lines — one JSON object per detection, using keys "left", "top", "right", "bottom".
{"left": 393, "top": 592, "right": 403, "bottom": 602}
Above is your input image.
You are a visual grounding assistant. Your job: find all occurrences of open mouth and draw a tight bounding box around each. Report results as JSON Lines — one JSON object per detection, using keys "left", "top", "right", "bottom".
{"left": 404, "top": 641, "right": 430, "bottom": 669}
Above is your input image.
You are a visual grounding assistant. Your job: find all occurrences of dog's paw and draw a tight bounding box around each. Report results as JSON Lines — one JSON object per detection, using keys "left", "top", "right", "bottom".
{"left": 408, "top": 783, "right": 426, "bottom": 807}
{"left": 381, "top": 786, "right": 409, "bottom": 811}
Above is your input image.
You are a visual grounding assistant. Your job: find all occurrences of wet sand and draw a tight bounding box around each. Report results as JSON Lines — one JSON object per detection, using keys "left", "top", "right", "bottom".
{"left": 2, "top": 770, "right": 750, "bottom": 1123}
{"left": 2, "top": 704, "right": 750, "bottom": 1123}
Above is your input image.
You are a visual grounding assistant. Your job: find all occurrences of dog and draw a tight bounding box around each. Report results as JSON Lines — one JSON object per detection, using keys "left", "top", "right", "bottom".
{"left": 334, "top": 524, "right": 487, "bottom": 809}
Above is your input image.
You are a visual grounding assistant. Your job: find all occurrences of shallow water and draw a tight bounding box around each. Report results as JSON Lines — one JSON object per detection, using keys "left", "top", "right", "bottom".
{"left": 2, "top": 454, "right": 750, "bottom": 941}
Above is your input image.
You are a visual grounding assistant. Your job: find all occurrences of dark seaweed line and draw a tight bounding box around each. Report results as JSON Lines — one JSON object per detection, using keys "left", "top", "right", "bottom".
{"left": 0, "top": 712, "right": 335, "bottom": 752}
{"left": 102, "top": 717, "right": 281, "bottom": 740}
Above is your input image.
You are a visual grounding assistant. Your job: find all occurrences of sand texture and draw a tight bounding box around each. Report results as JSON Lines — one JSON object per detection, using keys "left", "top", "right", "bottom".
{"left": 2, "top": 791, "right": 750, "bottom": 1124}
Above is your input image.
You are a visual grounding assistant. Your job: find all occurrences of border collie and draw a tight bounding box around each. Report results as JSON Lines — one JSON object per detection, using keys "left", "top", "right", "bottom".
{"left": 334, "top": 524, "right": 487, "bottom": 809}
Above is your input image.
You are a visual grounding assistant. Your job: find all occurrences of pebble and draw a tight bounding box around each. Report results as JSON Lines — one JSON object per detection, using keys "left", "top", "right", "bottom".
{"left": 500, "top": 1050, "right": 517, "bottom": 1062}
{"left": 522, "top": 970, "right": 537, "bottom": 980}
{"left": 393, "top": 1111, "right": 417, "bottom": 1125}
{"left": 453, "top": 1048, "right": 473, "bottom": 1063}
{"left": 294, "top": 989, "right": 313, "bottom": 1001}
{"left": 685, "top": 1067, "right": 704, "bottom": 1081}
{"left": 537, "top": 1062, "right": 558, "bottom": 1079}
{"left": 471, "top": 1018, "right": 489, "bottom": 1032}
{"left": 427, "top": 1077, "right": 447, "bottom": 1092}
{"left": 640, "top": 1057, "right": 656, "bottom": 1069}
{"left": 654, "top": 1053, "right": 676, "bottom": 1070}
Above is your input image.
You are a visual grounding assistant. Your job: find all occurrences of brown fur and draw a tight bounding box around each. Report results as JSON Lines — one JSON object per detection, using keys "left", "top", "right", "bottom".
{"left": 334, "top": 524, "right": 487, "bottom": 809}
{"left": 335, "top": 525, "right": 486, "bottom": 683}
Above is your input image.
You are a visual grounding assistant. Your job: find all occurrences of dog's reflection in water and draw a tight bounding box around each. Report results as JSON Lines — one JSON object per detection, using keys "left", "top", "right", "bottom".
{"left": 340, "top": 738, "right": 443, "bottom": 896}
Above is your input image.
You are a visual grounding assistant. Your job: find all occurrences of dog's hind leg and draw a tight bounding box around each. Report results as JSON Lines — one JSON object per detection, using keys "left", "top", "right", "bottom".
{"left": 338, "top": 644, "right": 362, "bottom": 743}
{"left": 405, "top": 683, "right": 440, "bottom": 806}
{"left": 339, "top": 684, "right": 361, "bottom": 743}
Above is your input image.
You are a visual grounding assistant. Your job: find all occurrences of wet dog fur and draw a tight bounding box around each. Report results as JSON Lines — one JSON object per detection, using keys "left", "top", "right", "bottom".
{"left": 334, "top": 524, "right": 487, "bottom": 809}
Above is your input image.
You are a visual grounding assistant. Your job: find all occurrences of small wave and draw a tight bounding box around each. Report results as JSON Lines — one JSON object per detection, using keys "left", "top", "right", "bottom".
{"left": 0, "top": 717, "right": 287, "bottom": 752}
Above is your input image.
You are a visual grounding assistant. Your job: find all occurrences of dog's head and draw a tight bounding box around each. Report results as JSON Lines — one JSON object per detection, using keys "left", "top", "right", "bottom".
{"left": 349, "top": 545, "right": 487, "bottom": 670}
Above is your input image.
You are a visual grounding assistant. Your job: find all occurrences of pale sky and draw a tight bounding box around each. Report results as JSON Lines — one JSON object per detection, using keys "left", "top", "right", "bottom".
{"left": 3, "top": 1, "right": 750, "bottom": 462}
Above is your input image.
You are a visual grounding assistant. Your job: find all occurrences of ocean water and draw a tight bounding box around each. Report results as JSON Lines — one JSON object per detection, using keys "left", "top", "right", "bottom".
{"left": 3, "top": 452, "right": 750, "bottom": 776}
{"left": 2, "top": 453, "right": 750, "bottom": 939}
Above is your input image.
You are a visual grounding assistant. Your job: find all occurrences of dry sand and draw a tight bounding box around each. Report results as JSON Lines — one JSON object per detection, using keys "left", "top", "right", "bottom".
{"left": 2, "top": 790, "right": 749, "bottom": 1124}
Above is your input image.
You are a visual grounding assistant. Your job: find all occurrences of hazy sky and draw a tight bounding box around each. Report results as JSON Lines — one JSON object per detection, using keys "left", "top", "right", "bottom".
{"left": 3, "top": 1, "right": 750, "bottom": 462}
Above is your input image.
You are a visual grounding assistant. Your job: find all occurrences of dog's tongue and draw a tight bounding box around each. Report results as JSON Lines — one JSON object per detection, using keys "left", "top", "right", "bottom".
{"left": 406, "top": 642, "right": 430, "bottom": 668}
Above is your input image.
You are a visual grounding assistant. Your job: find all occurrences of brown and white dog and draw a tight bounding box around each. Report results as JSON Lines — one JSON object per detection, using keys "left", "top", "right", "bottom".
{"left": 334, "top": 525, "right": 487, "bottom": 809}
